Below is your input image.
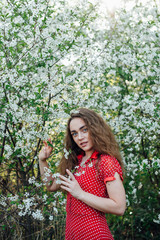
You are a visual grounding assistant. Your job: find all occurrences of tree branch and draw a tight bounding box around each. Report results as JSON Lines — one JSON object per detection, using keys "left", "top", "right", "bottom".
{"left": 0, "top": 119, "right": 8, "bottom": 162}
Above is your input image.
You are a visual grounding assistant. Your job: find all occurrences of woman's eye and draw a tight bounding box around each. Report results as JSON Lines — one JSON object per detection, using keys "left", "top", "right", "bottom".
{"left": 83, "top": 128, "right": 88, "bottom": 132}
{"left": 72, "top": 132, "right": 77, "bottom": 137}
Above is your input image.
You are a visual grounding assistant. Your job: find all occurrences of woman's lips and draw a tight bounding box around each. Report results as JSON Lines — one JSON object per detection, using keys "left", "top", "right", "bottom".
{"left": 80, "top": 142, "right": 88, "bottom": 147}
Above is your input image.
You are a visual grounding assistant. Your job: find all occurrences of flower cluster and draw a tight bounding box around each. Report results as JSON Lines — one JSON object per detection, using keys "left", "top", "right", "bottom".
{"left": 64, "top": 148, "right": 70, "bottom": 159}
{"left": 72, "top": 158, "right": 94, "bottom": 176}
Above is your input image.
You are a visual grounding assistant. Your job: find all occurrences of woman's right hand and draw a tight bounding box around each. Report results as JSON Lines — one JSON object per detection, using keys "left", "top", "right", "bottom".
{"left": 39, "top": 138, "right": 53, "bottom": 161}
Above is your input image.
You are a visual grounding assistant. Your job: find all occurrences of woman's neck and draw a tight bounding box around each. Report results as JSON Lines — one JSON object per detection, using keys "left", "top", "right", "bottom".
{"left": 82, "top": 149, "right": 94, "bottom": 164}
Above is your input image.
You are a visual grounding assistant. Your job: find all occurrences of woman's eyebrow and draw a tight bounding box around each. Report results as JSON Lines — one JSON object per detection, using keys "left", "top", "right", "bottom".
{"left": 80, "top": 125, "right": 87, "bottom": 130}
{"left": 70, "top": 125, "right": 86, "bottom": 133}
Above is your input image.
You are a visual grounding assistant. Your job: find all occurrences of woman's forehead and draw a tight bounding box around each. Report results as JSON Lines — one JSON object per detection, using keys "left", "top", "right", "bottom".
{"left": 69, "top": 118, "right": 86, "bottom": 131}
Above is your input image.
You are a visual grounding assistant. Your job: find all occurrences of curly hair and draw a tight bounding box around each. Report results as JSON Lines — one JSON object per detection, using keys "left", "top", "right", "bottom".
{"left": 59, "top": 108, "right": 124, "bottom": 175}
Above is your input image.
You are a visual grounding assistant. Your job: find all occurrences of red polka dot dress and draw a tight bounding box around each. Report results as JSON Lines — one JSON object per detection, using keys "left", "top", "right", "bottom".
{"left": 65, "top": 151, "right": 123, "bottom": 240}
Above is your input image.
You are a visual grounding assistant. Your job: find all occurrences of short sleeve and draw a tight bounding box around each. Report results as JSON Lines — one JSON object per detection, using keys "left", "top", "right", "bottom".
{"left": 99, "top": 154, "right": 123, "bottom": 184}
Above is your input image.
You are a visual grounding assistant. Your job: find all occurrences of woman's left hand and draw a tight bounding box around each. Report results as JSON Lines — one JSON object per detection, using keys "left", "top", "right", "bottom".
{"left": 59, "top": 169, "right": 84, "bottom": 200}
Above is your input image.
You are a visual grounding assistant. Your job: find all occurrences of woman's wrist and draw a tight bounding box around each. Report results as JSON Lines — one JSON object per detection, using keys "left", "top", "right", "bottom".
{"left": 77, "top": 189, "right": 85, "bottom": 201}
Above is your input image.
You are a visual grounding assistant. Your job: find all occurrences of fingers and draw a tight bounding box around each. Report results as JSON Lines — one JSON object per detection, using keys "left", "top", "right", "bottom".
{"left": 66, "top": 169, "right": 75, "bottom": 180}
{"left": 60, "top": 185, "right": 70, "bottom": 192}
{"left": 60, "top": 180, "right": 70, "bottom": 187}
{"left": 59, "top": 170, "right": 75, "bottom": 182}
{"left": 59, "top": 174, "right": 69, "bottom": 182}
{"left": 43, "top": 140, "right": 48, "bottom": 147}
{"left": 48, "top": 138, "right": 53, "bottom": 144}
{"left": 59, "top": 174, "right": 72, "bottom": 192}
{"left": 59, "top": 174, "right": 73, "bottom": 185}
{"left": 59, "top": 169, "right": 75, "bottom": 188}
{"left": 43, "top": 138, "right": 53, "bottom": 149}
{"left": 59, "top": 171, "right": 74, "bottom": 184}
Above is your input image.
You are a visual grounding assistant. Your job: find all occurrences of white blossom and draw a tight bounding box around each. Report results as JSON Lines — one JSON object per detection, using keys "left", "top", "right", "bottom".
{"left": 153, "top": 214, "right": 160, "bottom": 224}
{"left": 28, "top": 177, "right": 36, "bottom": 184}
{"left": 88, "top": 163, "right": 93, "bottom": 167}
{"left": 32, "top": 210, "right": 44, "bottom": 221}
{"left": 53, "top": 207, "right": 58, "bottom": 214}
{"left": 49, "top": 215, "right": 53, "bottom": 221}
{"left": 64, "top": 148, "right": 70, "bottom": 159}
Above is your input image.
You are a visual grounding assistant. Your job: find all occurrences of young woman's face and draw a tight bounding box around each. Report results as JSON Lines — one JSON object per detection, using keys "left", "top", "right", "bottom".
{"left": 70, "top": 117, "right": 93, "bottom": 153}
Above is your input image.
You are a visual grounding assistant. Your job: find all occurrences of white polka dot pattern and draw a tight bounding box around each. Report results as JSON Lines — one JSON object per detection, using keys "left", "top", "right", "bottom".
{"left": 65, "top": 151, "right": 123, "bottom": 240}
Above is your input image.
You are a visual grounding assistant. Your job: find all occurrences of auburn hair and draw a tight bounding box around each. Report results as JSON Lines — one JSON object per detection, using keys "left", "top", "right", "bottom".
{"left": 59, "top": 108, "right": 124, "bottom": 175}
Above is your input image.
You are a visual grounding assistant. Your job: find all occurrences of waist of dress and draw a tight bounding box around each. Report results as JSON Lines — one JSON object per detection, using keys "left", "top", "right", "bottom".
{"left": 66, "top": 199, "right": 105, "bottom": 216}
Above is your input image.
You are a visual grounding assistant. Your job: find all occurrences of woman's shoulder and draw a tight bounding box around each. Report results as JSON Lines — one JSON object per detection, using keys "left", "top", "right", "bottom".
{"left": 99, "top": 154, "right": 121, "bottom": 168}
{"left": 100, "top": 153, "right": 117, "bottom": 162}
{"left": 99, "top": 154, "right": 123, "bottom": 181}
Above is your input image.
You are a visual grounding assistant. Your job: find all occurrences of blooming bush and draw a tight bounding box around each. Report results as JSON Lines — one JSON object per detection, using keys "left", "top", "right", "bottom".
{"left": 0, "top": 0, "right": 159, "bottom": 239}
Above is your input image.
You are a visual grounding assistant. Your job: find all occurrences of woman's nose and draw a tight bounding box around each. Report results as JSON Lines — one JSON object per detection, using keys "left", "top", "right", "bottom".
{"left": 78, "top": 132, "right": 83, "bottom": 139}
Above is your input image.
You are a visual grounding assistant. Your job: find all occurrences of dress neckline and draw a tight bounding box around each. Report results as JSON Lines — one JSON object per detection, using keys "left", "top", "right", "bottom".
{"left": 77, "top": 150, "right": 99, "bottom": 165}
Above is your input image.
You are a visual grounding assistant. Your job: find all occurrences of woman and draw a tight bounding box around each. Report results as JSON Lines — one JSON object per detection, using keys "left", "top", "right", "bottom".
{"left": 39, "top": 108, "right": 126, "bottom": 240}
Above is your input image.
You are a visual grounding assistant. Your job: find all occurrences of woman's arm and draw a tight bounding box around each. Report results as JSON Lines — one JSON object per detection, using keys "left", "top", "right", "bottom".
{"left": 79, "top": 172, "right": 126, "bottom": 215}
{"left": 60, "top": 170, "right": 126, "bottom": 215}
{"left": 39, "top": 139, "right": 60, "bottom": 192}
